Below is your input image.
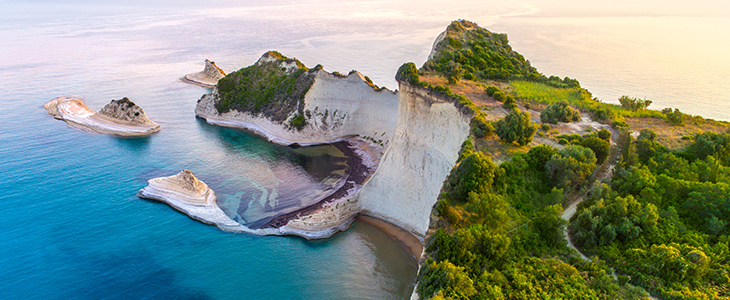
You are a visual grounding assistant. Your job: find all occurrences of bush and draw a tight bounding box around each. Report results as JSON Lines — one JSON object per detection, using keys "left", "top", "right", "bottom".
{"left": 597, "top": 128, "right": 612, "bottom": 141}
{"left": 502, "top": 96, "right": 517, "bottom": 110}
{"left": 485, "top": 86, "right": 499, "bottom": 96}
{"left": 471, "top": 114, "right": 494, "bottom": 138}
{"left": 396, "top": 62, "right": 420, "bottom": 85}
{"left": 611, "top": 119, "right": 629, "bottom": 128}
{"left": 540, "top": 100, "right": 581, "bottom": 124}
{"left": 662, "top": 108, "right": 686, "bottom": 126}
{"left": 580, "top": 136, "right": 610, "bottom": 164}
{"left": 289, "top": 114, "right": 307, "bottom": 130}
{"left": 527, "top": 144, "right": 558, "bottom": 170}
{"left": 545, "top": 145, "right": 597, "bottom": 188}
{"left": 495, "top": 109, "right": 538, "bottom": 146}
{"left": 493, "top": 91, "right": 506, "bottom": 102}
{"left": 448, "top": 152, "right": 500, "bottom": 202}
{"left": 541, "top": 124, "right": 551, "bottom": 131}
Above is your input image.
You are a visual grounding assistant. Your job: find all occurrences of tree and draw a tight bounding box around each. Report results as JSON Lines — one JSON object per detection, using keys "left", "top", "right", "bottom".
{"left": 448, "top": 152, "right": 500, "bottom": 202}
{"left": 417, "top": 260, "right": 477, "bottom": 299}
{"left": 580, "top": 136, "right": 610, "bottom": 164}
{"left": 495, "top": 109, "right": 538, "bottom": 146}
{"left": 533, "top": 204, "right": 567, "bottom": 247}
{"left": 545, "top": 145, "right": 597, "bottom": 188}
{"left": 527, "top": 144, "right": 558, "bottom": 171}
{"left": 619, "top": 95, "right": 652, "bottom": 110}
{"left": 540, "top": 100, "right": 581, "bottom": 124}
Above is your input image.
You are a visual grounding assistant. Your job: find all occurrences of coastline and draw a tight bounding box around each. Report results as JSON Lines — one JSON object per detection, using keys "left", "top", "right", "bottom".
{"left": 357, "top": 215, "right": 424, "bottom": 259}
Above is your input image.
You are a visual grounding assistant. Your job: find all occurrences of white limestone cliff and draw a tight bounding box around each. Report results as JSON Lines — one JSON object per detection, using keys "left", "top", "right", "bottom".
{"left": 195, "top": 70, "right": 399, "bottom": 146}
{"left": 356, "top": 83, "right": 471, "bottom": 237}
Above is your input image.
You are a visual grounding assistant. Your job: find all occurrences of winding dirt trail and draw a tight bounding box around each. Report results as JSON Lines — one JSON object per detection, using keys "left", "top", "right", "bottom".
{"left": 560, "top": 127, "right": 619, "bottom": 261}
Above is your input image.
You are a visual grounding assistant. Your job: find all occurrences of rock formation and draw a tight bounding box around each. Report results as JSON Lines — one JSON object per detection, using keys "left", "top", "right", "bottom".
{"left": 195, "top": 53, "right": 399, "bottom": 146}
{"left": 98, "top": 97, "right": 156, "bottom": 125}
{"left": 138, "top": 170, "right": 257, "bottom": 232}
{"left": 181, "top": 59, "right": 227, "bottom": 88}
{"left": 192, "top": 52, "right": 473, "bottom": 242}
{"left": 44, "top": 96, "right": 160, "bottom": 136}
{"left": 355, "top": 83, "right": 471, "bottom": 237}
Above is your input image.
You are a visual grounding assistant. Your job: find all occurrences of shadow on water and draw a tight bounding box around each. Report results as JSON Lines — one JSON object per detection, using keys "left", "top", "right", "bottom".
{"left": 111, "top": 135, "right": 152, "bottom": 154}
{"left": 194, "top": 117, "right": 353, "bottom": 227}
{"left": 194, "top": 117, "right": 349, "bottom": 181}
{"left": 64, "top": 251, "right": 213, "bottom": 300}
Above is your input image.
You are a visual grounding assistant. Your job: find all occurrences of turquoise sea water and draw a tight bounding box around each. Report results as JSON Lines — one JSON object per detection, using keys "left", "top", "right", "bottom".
{"left": 1, "top": 1, "right": 728, "bottom": 299}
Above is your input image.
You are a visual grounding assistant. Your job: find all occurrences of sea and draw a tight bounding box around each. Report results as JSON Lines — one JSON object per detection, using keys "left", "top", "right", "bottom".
{"left": 0, "top": 0, "right": 727, "bottom": 299}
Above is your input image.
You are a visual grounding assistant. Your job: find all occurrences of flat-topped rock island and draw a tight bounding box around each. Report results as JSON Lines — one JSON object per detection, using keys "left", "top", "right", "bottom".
{"left": 44, "top": 96, "right": 160, "bottom": 136}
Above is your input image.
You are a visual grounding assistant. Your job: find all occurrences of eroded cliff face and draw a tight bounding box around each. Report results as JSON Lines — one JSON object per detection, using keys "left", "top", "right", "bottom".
{"left": 98, "top": 97, "right": 154, "bottom": 125}
{"left": 196, "top": 69, "right": 399, "bottom": 146}
{"left": 356, "top": 83, "right": 472, "bottom": 237}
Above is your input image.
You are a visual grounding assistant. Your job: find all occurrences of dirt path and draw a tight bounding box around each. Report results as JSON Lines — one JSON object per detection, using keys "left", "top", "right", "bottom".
{"left": 560, "top": 127, "right": 619, "bottom": 261}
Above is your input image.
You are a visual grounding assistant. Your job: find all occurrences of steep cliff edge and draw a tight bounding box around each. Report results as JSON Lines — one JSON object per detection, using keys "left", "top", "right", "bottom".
{"left": 195, "top": 52, "right": 399, "bottom": 146}
{"left": 44, "top": 96, "right": 160, "bottom": 136}
{"left": 181, "top": 59, "right": 227, "bottom": 88}
{"left": 356, "top": 82, "right": 472, "bottom": 238}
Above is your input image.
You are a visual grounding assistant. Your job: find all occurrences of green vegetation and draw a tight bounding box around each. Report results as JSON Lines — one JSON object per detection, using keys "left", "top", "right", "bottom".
{"left": 619, "top": 96, "right": 652, "bottom": 111}
{"left": 215, "top": 51, "right": 316, "bottom": 122}
{"left": 494, "top": 109, "right": 537, "bottom": 146}
{"left": 663, "top": 108, "right": 687, "bottom": 126}
{"left": 501, "top": 95, "right": 517, "bottom": 110}
{"left": 418, "top": 19, "right": 730, "bottom": 300}
{"left": 396, "top": 62, "right": 421, "bottom": 86}
{"left": 510, "top": 81, "right": 665, "bottom": 123}
{"left": 545, "top": 145, "right": 597, "bottom": 189}
{"left": 421, "top": 144, "right": 648, "bottom": 299}
{"left": 540, "top": 100, "right": 581, "bottom": 124}
{"left": 423, "top": 20, "right": 539, "bottom": 81}
{"left": 569, "top": 129, "right": 730, "bottom": 299}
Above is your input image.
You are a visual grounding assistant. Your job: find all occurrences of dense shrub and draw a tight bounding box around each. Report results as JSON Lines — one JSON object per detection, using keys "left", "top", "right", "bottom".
{"left": 540, "top": 100, "right": 581, "bottom": 124}
{"left": 485, "top": 85, "right": 498, "bottom": 96}
{"left": 447, "top": 152, "right": 500, "bottom": 202}
{"left": 502, "top": 96, "right": 517, "bottom": 110}
{"left": 580, "top": 136, "right": 610, "bottom": 164}
{"left": 545, "top": 145, "right": 597, "bottom": 188}
{"left": 396, "top": 62, "right": 420, "bottom": 85}
{"left": 495, "top": 109, "right": 538, "bottom": 146}
{"left": 470, "top": 114, "right": 494, "bottom": 138}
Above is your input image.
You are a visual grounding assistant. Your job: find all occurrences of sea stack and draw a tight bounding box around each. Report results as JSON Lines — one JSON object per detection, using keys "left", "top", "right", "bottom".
{"left": 137, "top": 170, "right": 250, "bottom": 231}
{"left": 138, "top": 169, "right": 214, "bottom": 206}
{"left": 181, "top": 59, "right": 226, "bottom": 88}
{"left": 44, "top": 96, "right": 160, "bottom": 136}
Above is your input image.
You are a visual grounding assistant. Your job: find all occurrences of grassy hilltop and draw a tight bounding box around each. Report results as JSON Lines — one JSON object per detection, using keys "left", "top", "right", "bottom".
{"left": 415, "top": 20, "right": 730, "bottom": 300}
